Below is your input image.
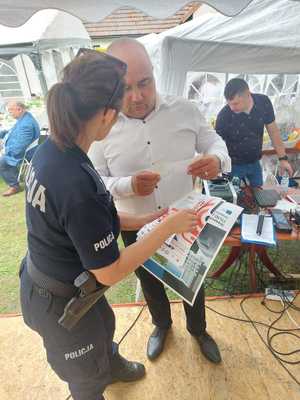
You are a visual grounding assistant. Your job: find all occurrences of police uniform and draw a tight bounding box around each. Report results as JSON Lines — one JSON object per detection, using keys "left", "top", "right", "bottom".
{"left": 20, "top": 138, "right": 121, "bottom": 400}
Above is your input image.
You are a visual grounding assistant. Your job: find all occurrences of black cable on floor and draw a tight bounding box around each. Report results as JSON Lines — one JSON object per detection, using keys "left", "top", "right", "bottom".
{"left": 205, "top": 303, "right": 299, "bottom": 332}
{"left": 118, "top": 304, "right": 146, "bottom": 346}
{"left": 240, "top": 295, "right": 300, "bottom": 386}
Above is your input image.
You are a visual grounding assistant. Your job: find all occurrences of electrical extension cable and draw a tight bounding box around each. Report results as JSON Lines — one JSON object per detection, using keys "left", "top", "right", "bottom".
{"left": 117, "top": 304, "right": 146, "bottom": 346}
{"left": 205, "top": 303, "right": 299, "bottom": 333}
{"left": 264, "top": 293, "right": 300, "bottom": 364}
{"left": 281, "top": 300, "right": 300, "bottom": 328}
{"left": 205, "top": 290, "right": 300, "bottom": 390}
{"left": 205, "top": 251, "right": 268, "bottom": 298}
{"left": 64, "top": 287, "right": 298, "bottom": 400}
{"left": 241, "top": 295, "right": 300, "bottom": 386}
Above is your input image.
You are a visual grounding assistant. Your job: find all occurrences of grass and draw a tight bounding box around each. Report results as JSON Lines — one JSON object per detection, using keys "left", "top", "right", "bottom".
{"left": 0, "top": 179, "right": 27, "bottom": 313}
{"left": 0, "top": 178, "right": 138, "bottom": 313}
{"left": 1, "top": 177, "right": 300, "bottom": 314}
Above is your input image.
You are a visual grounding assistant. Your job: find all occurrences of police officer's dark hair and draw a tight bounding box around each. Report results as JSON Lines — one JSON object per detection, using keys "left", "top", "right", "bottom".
{"left": 47, "top": 52, "right": 126, "bottom": 150}
{"left": 224, "top": 78, "right": 249, "bottom": 100}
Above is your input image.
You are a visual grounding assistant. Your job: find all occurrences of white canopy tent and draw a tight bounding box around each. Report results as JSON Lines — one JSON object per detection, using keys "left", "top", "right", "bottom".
{"left": 0, "top": 0, "right": 299, "bottom": 94}
{"left": 0, "top": 10, "right": 91, "bottom": 96}
{"left": 0, "top": 10, "right": 90, "bottom": 57}
{"left": 139, "top": 0, "right": 300, "bottom": 97}
{"left": 0, "top": 1, "right": 260, "bottom": 27}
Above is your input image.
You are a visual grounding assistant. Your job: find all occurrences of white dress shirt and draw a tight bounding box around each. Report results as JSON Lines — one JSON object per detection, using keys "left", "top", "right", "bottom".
{"left": 89, "top": 95, "right": 231, "bottom": 214}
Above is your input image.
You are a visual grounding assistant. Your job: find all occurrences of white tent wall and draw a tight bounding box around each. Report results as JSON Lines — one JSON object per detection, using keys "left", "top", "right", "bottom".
{"left": 159, "top": 38, "right": 300, "bottom": 96}
{"left": 0, "top": 10, "right": 91, "bottom": 98}
{"left": 60, "top": 48, "right": 73, "bottom": 68}
{"left": 0, "top": 10, "right": 91, "bottom": 48}
{"left": 143, "top": 0, "right": 300, "bottom": 96}
{"left": 41, "top": 51, "right": 59, "bottom": 90}
{"left": 13, "top": 55, "right": 42, "bottom": 99}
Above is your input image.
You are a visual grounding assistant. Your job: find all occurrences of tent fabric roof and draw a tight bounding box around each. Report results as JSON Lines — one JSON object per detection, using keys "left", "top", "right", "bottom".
{"left": 0, "top": 1, "right": 259, "bottom": 27}
{"left": 84, "top": 3, "right": 201, "bottom": 38}
{"left": 0, "top": 10, "right": 91, "bottom": 60}
{"left": 142, "top": 0, "right": 300, "bottom": 96}
{"left": 0, "top": 10, "right": 90, "bottom": 46}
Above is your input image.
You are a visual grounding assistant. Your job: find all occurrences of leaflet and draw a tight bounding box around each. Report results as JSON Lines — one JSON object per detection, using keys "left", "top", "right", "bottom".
{"left": 137, "top": 190, "right": 243, "bottom": 305}
{"left": 149, "top": 158, "right": 194, "bottom": 178}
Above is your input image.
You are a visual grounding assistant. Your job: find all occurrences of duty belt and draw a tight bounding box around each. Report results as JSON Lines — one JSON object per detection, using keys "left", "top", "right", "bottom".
{"left": 26, "top": 254, "right": 77, "bottom": 299}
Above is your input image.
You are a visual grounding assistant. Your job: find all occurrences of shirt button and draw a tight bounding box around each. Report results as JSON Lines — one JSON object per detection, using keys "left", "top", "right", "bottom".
{"left": 147, "top": 141, "right": 151, "bottom": 145}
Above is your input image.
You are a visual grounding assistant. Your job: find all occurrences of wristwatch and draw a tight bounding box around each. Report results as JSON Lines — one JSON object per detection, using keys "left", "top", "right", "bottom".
{"left": 278, "top": 155, "right": 288, "bottom": 161}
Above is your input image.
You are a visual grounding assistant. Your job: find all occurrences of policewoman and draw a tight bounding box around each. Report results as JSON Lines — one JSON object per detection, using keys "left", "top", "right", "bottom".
{"left": 19, "top": 51, "right": 197, "bottom": 400}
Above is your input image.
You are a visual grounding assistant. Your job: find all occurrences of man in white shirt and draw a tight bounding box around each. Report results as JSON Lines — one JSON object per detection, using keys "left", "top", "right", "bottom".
{"left": 89, "top": 39, "right": 231, "bottom": 365}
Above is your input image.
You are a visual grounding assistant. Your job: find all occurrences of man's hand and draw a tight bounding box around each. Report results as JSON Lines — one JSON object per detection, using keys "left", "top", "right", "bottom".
{"left": 279, "top": 160, "right": 293, "bottom": 177}
{"left": 187, "top": 155, "right": 221, "bottom": 180}
{"left": 132, "top": 171, "right": 161, "bottom": 196}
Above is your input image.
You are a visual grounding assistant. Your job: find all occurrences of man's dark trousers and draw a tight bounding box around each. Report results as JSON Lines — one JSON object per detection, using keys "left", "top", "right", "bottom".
{"left": 121, "top": 230, "right": 206, "bottom": 336}
{"left": 0, "top": 156, "right": 19, "bottom": 188}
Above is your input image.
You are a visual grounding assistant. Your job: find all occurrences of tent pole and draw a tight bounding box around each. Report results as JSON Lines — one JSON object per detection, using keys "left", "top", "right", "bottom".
{"left": 29, "top": 52, "right": 48, "bottom": 97}
{"left": 20, "top": 54, "right": 32, "bottom": 97}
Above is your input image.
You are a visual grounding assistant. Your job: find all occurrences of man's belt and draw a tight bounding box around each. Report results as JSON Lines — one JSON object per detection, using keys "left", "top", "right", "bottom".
{"left": 26, "top": 254, "right": 77, "bottom": 299}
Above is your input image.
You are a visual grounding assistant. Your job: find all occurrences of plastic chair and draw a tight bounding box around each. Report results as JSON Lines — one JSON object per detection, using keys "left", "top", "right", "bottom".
{"left": 17, "top": 137, "right": 39, "bottom": 182}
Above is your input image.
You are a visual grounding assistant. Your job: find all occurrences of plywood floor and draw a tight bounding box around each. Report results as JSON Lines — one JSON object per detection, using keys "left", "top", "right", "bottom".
{"left": 0, "top": 296, "right": 299, "bottom": 400}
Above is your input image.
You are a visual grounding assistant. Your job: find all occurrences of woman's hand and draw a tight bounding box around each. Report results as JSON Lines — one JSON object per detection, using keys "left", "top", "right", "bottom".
{"left": 119, "top": 209, "right": 168, "bottom": 231}
{"left": 140, "top": 208, "right": 168, "bottom": 226}
{"left": 163, "top": 209, "right": 198, "bottom": 235}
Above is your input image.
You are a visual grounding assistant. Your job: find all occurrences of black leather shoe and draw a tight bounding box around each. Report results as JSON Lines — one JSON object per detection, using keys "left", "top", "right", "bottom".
{"left": 111, "top": 353, "right": 145, "bottom": 383}
{"left": 147, "top": 326, "right": 169, "bottom": 360}
{"left": 195, "top": 332, "right": 222, "bottom": 364}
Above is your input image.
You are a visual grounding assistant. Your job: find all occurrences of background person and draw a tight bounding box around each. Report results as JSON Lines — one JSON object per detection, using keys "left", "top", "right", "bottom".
{"left": 89, "top": 38, "right": 231, "bottom": 365}
{"left": 215, "top": 78, "right": 293, "bottom": 187}
{"left": 20, "top": 50, "right": 198, "bottom": 400}
{"left": 0, "top": 101, "right": 40, "bottom": 196}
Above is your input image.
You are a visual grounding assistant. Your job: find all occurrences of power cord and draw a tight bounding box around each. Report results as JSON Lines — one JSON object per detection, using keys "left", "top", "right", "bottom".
{"left": 206, "top": 294, "right": 300, "bottom": 385}
{"left": 242, "top": 294, "right": 300, "bottom": 386}
{"left": 205, "top": 302, "right": 299, "bottom": 332}
{"left": 118, "top": 304, "right": 146, "bottom": 346}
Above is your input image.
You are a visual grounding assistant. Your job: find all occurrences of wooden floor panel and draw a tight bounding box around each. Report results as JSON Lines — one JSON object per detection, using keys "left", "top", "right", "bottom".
{"left": 0, "top": 297, "right": 299, "bottom": 400}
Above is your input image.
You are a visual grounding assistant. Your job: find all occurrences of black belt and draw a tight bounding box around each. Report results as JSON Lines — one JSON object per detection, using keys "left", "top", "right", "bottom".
{"left": 26, "top": 254, "right": 77, "bottom": 299}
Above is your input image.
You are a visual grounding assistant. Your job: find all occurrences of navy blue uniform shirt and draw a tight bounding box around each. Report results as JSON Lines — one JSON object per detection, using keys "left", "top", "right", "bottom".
{"left": 215, "top": 93, "right": 275, "bottom": 165}
{"left": 25, "top": 138, "right": 120, "bottom": 283}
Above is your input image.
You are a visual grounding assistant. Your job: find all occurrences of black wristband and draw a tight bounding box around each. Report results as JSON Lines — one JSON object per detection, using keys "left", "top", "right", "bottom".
{"left": 278, "top": 155, "right": 288, "bottom": 161}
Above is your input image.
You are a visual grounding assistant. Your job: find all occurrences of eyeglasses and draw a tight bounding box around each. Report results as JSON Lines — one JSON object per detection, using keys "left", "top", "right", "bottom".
{"left": 76, "top": 47, "right": 127, "bottom": 109}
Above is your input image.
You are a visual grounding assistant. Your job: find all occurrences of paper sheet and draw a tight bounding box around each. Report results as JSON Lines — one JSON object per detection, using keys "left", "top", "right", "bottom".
{"left": 274, "top": 199, "right": 298, "bottom": 213}
{"left": 149, "top": 158, "right": 194, "bottom": 178}
{"left": 241, "top": 214, "right": 276, "bottom": 246}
